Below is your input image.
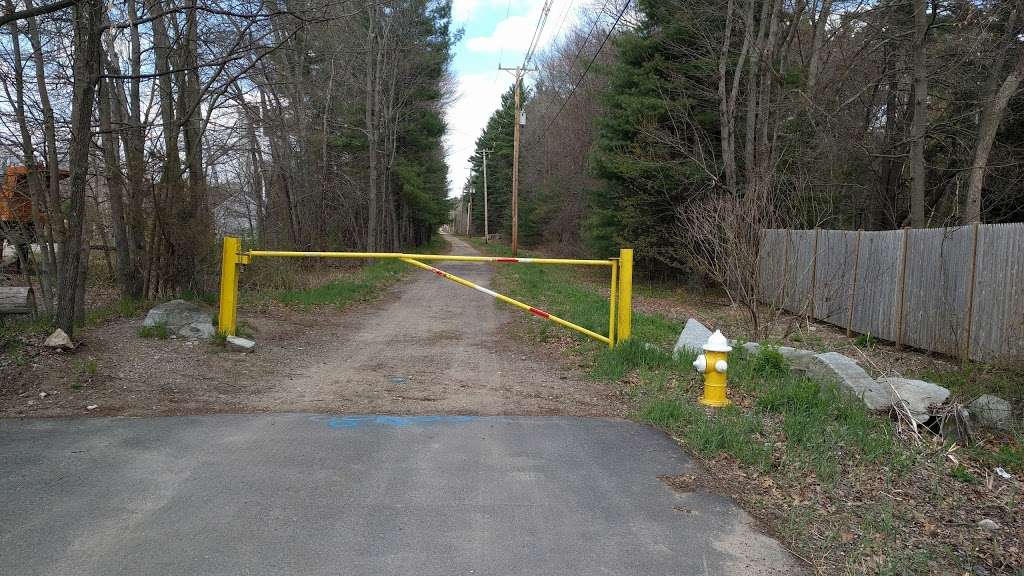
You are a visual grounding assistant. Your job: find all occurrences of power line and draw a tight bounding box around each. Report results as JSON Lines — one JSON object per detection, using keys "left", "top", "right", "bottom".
{"left": 558, "top": 0, "right": 610, "bottom": 92}
{"left": 521, "top": 0, "right": 555, "bottom": 70}
{"left": 541, "top": 0, "right": 630, "bottom": 139}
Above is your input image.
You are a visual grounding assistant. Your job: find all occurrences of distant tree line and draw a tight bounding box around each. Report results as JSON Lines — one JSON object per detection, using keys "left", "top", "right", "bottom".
{"left": 463, "top": 0, "right": 1024, "bottom": 282}
{"left": 0, "top": 0, "right": 455, "bottom": 336}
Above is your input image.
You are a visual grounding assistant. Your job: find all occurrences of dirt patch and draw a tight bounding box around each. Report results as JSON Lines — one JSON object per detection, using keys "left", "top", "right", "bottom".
{"left": 1, "top": 236, "right": 626, "bottom": 419}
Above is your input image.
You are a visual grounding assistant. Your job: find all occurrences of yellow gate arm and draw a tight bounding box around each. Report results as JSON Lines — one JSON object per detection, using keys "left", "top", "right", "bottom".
{"left": 399, "top": 258, "right": 611, "bottom": 345}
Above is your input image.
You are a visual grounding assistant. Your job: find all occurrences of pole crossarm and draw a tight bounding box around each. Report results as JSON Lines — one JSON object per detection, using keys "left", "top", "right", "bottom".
{"left": 399, "top": 258, "right": 611, "bottom": 345}
{"left": 246, "top": 250, "right": 613, "bottom": 266}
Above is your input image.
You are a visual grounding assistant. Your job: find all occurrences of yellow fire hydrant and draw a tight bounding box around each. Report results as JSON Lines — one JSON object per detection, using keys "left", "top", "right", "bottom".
{"left": 693, "top": 330, "right": 732, "bottom": 407}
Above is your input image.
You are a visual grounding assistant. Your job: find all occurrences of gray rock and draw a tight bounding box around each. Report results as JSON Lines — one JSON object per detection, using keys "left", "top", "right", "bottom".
{"left": 673, "top": 318, "right": 712, "bottom": 356}
{"left": 144, "top": 299, "right": 216, "bottom": 340}
{"left": 968, "top": 394, "right": 1013, "bottom": 430}
{"left": 42, "top": 328, "right": 73, "bottom": 349}
{"left": 878, "top": 377, "right": 950, "bottom": 424}
{"left": 939, "top": 406, "right": 973, "bottom": 444}
{"left": 810, "top": 352, "right": 891, "bottom": 411}
{"left": 741, "top": 342, "right": 761, "bottom": 355}
{"left": 977, "top": 518, "right": 1000, "bottom": 531}
{"left": 777, "top": 346, "right": 822, "bottom": 375}
{"left": 226, "top": 336, "right": 256, "bottom": 353}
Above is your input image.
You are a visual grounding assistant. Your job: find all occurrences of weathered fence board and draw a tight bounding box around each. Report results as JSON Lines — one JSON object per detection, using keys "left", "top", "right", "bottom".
{"left": 848, "top": 230, "right": 902, "bottom": 344}
{"left": 758, "top": 224, "right": 1023, "bottom": 363}
{"left": 970, "top": 223, "right": 1024, "bottom": 362}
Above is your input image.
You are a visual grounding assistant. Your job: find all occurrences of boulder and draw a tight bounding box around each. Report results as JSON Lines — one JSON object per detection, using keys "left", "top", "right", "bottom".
{"left": 226, "top": 336, "right": 256, "bottom": 353}
{"left": 877, "top": 377, "right": 950, "bottom": 424}
{"left": 968, "top": 394, "right": 1013, "bottom": 430}
{"left": 143, "top": 299, "right": 216, "bottom": 340}
{"left": 810, "top": 352, "right": 891, "bottom": 411}
{"left": 42, "top": 328, "right": 73, "bottom": 349}
{"left": 673, "top": 318, "right": 712, "bottom": 356}
{"left": 777, "top": 346, "right": 822, "bottom": 375}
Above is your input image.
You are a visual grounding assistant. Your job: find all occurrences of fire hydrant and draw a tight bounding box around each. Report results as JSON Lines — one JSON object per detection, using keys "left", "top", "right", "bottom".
{"left": 693, "top": 330, "right": 732, "bottom": 407}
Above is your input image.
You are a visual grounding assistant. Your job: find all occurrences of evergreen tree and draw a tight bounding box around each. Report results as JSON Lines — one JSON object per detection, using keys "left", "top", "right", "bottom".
{"left": 588, "top": 0, "right": 720, "bottom": 271}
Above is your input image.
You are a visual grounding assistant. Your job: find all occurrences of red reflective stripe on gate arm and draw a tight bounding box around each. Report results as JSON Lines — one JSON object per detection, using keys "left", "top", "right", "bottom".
{"left": 528, "top": 307, "right": 550, "bottom": 319}
{"left": 495, "top": 258, "right": 518, "bottom": 263}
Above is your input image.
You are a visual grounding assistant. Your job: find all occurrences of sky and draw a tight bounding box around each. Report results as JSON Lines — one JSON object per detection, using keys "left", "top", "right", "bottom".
{"left": 445, "top": 0, "right": 585, "bottom": 198}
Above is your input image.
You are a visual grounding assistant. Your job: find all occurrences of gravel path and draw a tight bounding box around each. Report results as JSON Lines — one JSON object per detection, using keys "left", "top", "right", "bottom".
{"left": 2, "top": 234, "right": 623, "bottom": 417}
{"left": 261, "top": 234, "right": 622, "bottom": 415}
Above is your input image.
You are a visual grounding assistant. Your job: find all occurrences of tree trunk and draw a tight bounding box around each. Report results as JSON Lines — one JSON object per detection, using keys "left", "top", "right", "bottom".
{"left": 964, "top": 11, "right": 1021, "bottom": 224}
{"left": 909, "top": 0, "right": 929, "bottom": 227}
{"left": 56, "top": 0, "right": 102, "bottom": 336}
{"left": 97, "top": 77, "right": 134, "bottom": 297}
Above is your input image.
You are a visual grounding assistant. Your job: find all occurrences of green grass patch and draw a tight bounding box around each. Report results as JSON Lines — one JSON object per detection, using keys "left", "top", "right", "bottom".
{"left": 274, "top": 258, "right": 407, "bottom": 309}
{"left": 269, "top": 236, "right": 447, "bottom": 310}
{"left": 137, "top": 323, "right": 170, "bottom": 339}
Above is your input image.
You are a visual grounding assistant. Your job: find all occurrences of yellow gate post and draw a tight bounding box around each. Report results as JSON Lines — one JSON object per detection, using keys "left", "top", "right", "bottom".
{"left": 616, "top": 248, "right": 633, "bottom": 343}
{"left": 217, "top": 236, "right": 244, "bottom": 336}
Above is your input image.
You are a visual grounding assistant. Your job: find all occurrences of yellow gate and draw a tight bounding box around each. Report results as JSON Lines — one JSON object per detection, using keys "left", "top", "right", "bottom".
{"left": 217, "top": 237, "right": 633, "bottom": 347}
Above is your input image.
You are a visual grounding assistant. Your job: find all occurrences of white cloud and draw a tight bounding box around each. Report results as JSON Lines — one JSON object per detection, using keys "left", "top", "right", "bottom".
{"left": 464, "top": 0, "right": 580, "bottom": 56}
{"left": 445, "top": 72, "right": 511, "bottom": 197}
{"left": 445, "top": 0, "right": 589, "bottom": 196}
{"left": 451, "top": 0, "right": 482, "bottom": 22}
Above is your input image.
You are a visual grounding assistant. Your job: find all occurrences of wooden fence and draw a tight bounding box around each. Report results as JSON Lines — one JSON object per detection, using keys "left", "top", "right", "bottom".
{"left": 758, "top": 223, "right": 1024, "bottom": 363}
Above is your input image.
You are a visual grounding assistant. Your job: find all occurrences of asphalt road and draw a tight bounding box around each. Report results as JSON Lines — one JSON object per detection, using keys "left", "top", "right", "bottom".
{"left": 0, "top": 414, "right": 802, "bottom": 575}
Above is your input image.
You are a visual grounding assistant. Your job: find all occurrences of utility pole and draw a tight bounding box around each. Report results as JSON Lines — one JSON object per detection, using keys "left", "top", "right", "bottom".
{"left": 482, "top": 149, "right": 491, "bottom": 243}
{"left": 499, "top": 67, "right": 534, "bottom": 256}
{"left": 466, "top": 192, "right": 472, "bottom": 236}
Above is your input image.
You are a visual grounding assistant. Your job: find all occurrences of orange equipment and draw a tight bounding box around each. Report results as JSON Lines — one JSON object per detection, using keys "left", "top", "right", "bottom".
{"left": 0, "top": 165, "right": 67, "bottom": 227}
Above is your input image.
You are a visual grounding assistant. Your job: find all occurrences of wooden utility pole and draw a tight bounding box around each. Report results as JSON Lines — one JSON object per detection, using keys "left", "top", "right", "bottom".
{"left": 511, "top": 77, "right": 521, "bottom": 255}
{"left": 499, "top": 67, "right": 534, "bottom": 256}
{"left": 482, "top": 149, "right": 491, "bottom": 242}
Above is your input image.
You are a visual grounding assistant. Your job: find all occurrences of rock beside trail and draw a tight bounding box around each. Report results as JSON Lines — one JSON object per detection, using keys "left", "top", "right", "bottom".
{"left": 226, "top": 336, "right": 256, "bottom": 353}
{"left": 878, "top": 377, "right": 950, "bottom": 424}
{"left": 42, "top": 328, "right": 73, "bottom": 349}
{"left": 143, "top": 299, "right": 216, "bottom": 340}
{"left": 977, "top": 518, "right": 1001, "bottom": 531}
{"left": 968, "top": 394, "right": 1013, "bottom": 430}
{"left": 673, "top": 318, "right": 712, "bottom": 356}
{"left": 810, "top": 352, "right": 891, "bottom": 412}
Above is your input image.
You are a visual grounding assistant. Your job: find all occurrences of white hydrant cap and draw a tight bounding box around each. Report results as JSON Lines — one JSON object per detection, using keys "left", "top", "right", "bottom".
{"left": 703, "top": 330, "right": 733, "bottom": 353}
{"left": 693, "top": 354, "right": 707, "bottom": 373}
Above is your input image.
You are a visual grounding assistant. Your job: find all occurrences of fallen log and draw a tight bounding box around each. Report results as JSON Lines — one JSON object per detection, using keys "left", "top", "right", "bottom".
{"left": 0, "top": 286, "right": 35, "bottom": 315}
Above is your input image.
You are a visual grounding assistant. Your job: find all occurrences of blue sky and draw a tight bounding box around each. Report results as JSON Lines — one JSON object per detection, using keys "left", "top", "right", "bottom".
{"left": 445, "top": 0, "right": 585, "bottom": 197}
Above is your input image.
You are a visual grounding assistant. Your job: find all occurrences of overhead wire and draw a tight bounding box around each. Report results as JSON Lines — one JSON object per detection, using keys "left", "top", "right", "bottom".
{"left": 540, "top": 0, "right": 630, "bottom": 139}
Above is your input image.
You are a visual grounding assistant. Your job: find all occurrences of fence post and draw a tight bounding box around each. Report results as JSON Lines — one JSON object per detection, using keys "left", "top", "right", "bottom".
{"left": 782, "top": 229, "right": 791, "bottom": 308}
{"left": 895, "top": 226, "right": 910, "bottom": 350}
{"left": 217, "top": 236, "right": 241, "bottom": 337}
{"left": 962, "top": 222, "right": 981, "bottom": 362}
{"left": 846, "top": 229, "right": 863, "bottom": 337}
{"left": 616, "top": 248, "right": 633, "bottom": 343}
{"left": 808, "top": 227, "right": 820, "bottom": 321}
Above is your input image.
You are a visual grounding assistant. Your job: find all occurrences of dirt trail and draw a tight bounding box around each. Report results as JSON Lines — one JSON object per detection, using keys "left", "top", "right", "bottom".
{"left": 262, "top": 234, "right": 621, "bottom": 415}
{"left": 2, "top": 234, "right": 624, "bottom": 418}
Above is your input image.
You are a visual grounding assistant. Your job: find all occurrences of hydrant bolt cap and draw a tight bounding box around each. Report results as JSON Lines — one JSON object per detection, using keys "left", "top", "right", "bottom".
{"left": 715, "top": 359, "right": 728, "bottom": 373}
{"left": 703, "top": 330, "right": 733, "bottom": 352}
{"left": 693, "top": 354, "right": 707, "bottom": 373}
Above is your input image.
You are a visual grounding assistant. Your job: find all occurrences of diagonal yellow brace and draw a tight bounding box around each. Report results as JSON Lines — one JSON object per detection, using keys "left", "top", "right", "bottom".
{"left": 400, "top": 258, "right": 611, "bottom": 345}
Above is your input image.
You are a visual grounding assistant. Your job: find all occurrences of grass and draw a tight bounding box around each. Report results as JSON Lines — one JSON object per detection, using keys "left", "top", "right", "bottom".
{"left": 466, "top": 236, "right": 1019, "bottom": 574}
{"left": 137, "top": 323, "right": 170, "bottom": 339}
{"left": 273, "top": 259, "right": 407, "bottom": 309}
{"left": 263, "top": 236, "right": 447, "bottom": 310}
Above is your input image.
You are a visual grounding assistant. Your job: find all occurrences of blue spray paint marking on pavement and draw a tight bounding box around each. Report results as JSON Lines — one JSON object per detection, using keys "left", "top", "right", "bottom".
{"left": 310, "top": 415, "right": 478, "bottom": 429}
